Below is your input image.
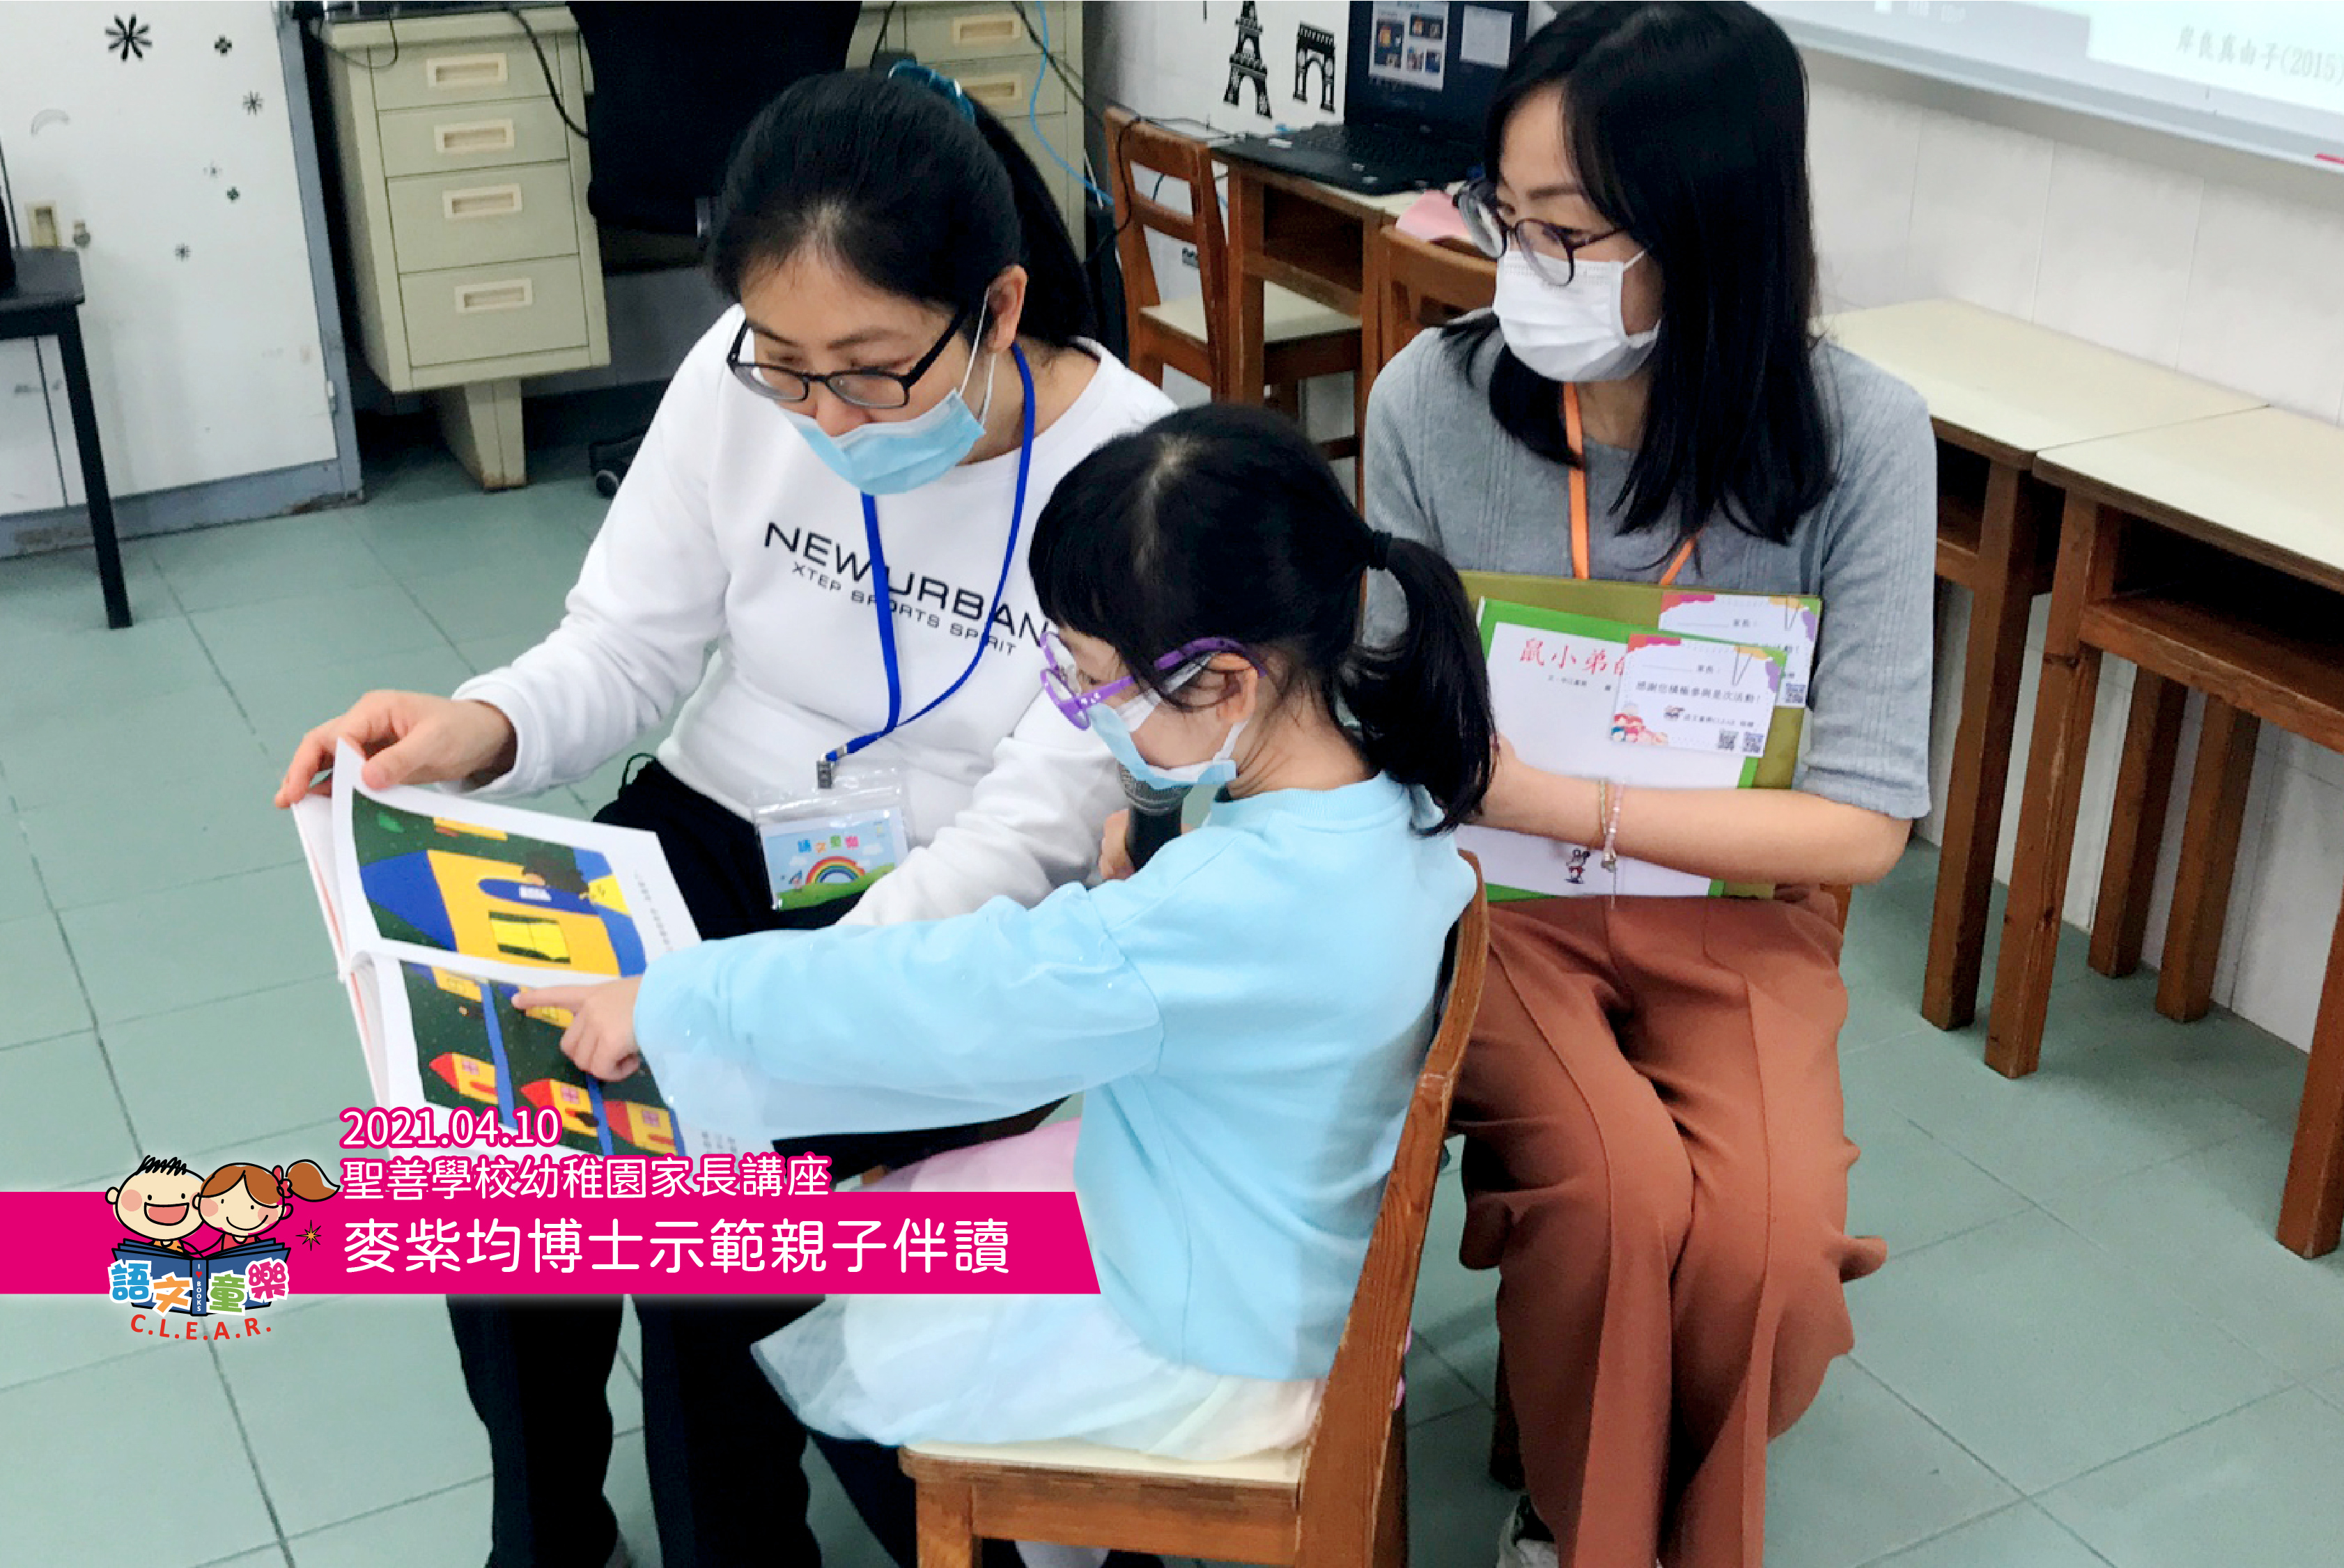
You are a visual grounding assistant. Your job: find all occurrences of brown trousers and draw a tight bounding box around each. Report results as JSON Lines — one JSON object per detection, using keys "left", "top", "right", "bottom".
{"left": 1452, "top": 890, "right": 1886, "bottom": 1568}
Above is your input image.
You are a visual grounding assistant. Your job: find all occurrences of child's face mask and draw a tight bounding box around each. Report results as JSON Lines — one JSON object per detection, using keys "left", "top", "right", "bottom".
{"left": 1041, "top": 632, "right": 1255, "bottom": 795}
{"left": 1089, "top": 684, "right": 1248, "bottom": 797}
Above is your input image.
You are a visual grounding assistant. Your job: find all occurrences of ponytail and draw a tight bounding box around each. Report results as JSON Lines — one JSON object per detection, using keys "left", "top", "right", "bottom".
{"left": 1343, "top": 536, "right": 1494, "bottom": 832}
{"left": 710, "top": 72, "right": 1090, "bottom": 347}
{"left": 1030, "top": 405, "right": 1498, "bottom": 837}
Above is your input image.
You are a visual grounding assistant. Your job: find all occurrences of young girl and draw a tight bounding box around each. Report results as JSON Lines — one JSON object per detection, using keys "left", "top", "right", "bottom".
{"left": 197, "top": 1160, "right": 340, "bottom": 1250}
{"left": 524, "top": 403, "right": 1493, "bottom": 1473}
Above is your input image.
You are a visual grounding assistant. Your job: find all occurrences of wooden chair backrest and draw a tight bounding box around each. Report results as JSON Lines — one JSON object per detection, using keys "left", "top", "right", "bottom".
{"left": 1294, "top": 860, "right": 1491, "bottom": 1560}
{"left": 1104, "top": 108, "right": 1229, "bottom": 378}
{"left": 1376, "top": 227, "right": 1498, "bottom": 366}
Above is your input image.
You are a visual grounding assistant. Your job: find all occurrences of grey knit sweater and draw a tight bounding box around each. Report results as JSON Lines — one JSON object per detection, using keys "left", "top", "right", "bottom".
{"left": 1364, "top": 326, "right": 1937, "bottom": 821}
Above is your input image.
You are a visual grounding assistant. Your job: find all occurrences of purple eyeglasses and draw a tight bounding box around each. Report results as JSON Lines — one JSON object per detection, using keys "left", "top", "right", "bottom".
{"left": 1039, "top": 634, "right": 1250, "bottom": 730}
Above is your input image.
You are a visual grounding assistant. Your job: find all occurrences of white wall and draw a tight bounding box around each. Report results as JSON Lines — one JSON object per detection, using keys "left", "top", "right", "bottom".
{"left": 1088, "top": 6, "right": 2344, "bottom": 1053}
{"left": 1, "top": 1, "right": 338, "bottom": 516}
{"left": 1806, "top": 62, "right": 2344, "bottom": 1053}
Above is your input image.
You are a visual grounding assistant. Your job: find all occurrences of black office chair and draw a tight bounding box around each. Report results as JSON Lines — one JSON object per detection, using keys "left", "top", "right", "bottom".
{"left": 571, "top": 1, "right": 862, "bottom": 495}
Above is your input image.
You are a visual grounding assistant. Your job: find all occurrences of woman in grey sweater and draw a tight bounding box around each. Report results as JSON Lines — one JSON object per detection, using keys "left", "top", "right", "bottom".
{"left": 1363, "top": 8, "right": 1935, "bottom": 1567}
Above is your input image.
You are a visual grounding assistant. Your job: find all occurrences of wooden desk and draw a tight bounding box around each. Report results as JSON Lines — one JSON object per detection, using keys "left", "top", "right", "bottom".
{"left": 1218, "top": 157, "right": 1418, "bottom": 440}
{"left": 1823, "top": 302, "right": 2262, "bottom": 1032}
{"left": 1987, "top": 407, "right": 2344, "bottom": 1255}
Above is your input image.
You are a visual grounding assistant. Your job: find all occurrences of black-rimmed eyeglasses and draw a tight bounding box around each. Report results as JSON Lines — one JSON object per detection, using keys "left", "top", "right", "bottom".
{"left": 725, "top": 304, "right": 972, "bottom": 411}
{"left": 1454, "top": 178, "right": 1626, "bottom": 287}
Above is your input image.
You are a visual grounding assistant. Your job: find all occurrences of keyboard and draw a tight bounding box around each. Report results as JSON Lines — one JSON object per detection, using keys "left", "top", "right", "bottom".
{"left": 1282, "top": 121, "right": 1457, "bottom": 169}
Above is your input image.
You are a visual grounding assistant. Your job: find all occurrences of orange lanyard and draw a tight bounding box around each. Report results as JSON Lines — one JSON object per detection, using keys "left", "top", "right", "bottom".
{"left": 1563, "top": 383, "right": 1695, "bottom": 586}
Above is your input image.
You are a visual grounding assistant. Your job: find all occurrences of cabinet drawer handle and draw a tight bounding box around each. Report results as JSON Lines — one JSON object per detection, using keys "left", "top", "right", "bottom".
{"left": 434, "top": 118, "right": 517, "bottom": 156}
{"left": 950, "top": 14, "right": 1020, "bottom": 47}
{"left": 425, "top": 53, "right": 509, "bottom": 91}
{"left": 443, "top": 183, "right": 524, "bottom": 221}
{"left": 957, "top": 72, "right": 1023, "bottom": 107}
{"left": 456, "top": 278, "right": 534, "bottom": 313}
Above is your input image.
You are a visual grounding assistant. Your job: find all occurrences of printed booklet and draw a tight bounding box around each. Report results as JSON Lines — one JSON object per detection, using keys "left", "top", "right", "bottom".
{"left": 291, "top": 743, "right": 743, "bottom": 1159}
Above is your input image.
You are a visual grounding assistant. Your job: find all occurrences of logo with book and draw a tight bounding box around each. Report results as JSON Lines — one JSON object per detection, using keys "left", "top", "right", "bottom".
{"left": 104, "top": 1154, "right": 340, "bottom": 1336}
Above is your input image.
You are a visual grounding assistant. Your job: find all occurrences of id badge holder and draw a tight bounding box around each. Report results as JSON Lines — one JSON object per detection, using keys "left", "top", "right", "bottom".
{"left": 753, "top": 762, "right": 912, "bottom": 912}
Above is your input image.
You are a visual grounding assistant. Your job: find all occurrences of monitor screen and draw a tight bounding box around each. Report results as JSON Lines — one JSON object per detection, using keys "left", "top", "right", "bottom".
{"left": 1347, "top": 2, "right": 1527, "bottom": 144}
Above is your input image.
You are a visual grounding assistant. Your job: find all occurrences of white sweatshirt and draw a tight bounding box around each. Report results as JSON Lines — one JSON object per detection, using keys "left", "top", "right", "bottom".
{"left": 453, "top": 306, "right": 1174, "bottom": 927}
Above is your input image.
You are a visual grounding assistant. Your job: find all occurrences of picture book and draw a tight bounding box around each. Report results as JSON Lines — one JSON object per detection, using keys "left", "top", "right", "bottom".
{"left": 292, "top": 743, "right": 741, "bottom": 1158}
{"left": 109, "top": 1239, "right": 293, "bottom": 1317}
{"left": 1457, "top": 599, "right": 1794, "bottom": 901}
{"left": 1457, "top": 571, "right": 1822, "bottom": 760}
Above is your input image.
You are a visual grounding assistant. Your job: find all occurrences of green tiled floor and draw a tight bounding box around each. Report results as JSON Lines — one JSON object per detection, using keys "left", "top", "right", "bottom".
{"left": 4, "top": 442, "right": 2343, "bottom": 1568}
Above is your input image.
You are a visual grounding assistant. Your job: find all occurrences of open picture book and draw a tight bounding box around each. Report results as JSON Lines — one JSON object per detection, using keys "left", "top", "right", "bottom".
{"left": 292, "top": 743, "right": 745, "bottom": 1158}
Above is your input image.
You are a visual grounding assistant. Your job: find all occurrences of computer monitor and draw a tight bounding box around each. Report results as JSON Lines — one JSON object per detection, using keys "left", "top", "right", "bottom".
{"left": 1346, "top": 2, "right": 1529, "bottom": 146}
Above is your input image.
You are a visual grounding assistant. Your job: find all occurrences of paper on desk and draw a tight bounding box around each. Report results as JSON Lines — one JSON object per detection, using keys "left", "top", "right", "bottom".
{"left": 1397, "top": 189, "right": 1473, "bottom": 244}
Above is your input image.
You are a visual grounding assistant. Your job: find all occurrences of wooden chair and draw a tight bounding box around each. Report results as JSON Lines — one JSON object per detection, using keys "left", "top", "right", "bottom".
{"left": 1365, "top": 226, "right": 1496, "bottom": 405}
{"left": 1103, "top": 108, "right": 1360, "bottom": 460}
{"left": 1482, "top": 878, "right": 1856, "bottom": 1490}
{"left": 903, "top": 865, "right": 1491, "bottom": 1568}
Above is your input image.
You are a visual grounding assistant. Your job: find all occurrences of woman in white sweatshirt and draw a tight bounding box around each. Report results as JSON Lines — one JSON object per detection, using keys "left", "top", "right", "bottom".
{"left": 272, "top": 68, "right": 1173, "bottom": 1568}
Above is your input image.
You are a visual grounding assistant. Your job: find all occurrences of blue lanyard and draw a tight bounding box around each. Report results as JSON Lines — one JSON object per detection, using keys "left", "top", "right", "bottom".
{"left": 822, "top": 343, "right": 1037, "bottom": 785}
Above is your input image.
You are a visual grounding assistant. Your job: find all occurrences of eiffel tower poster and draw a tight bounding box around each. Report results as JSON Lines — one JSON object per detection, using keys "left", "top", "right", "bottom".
{"left": 1225, "top": 0, "right": 1269, "bottom": 116}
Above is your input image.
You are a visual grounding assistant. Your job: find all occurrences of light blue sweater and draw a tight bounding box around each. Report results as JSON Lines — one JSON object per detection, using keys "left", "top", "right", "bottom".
{"left": 634, "top": 775, "right": 1477, "bottom": 1382}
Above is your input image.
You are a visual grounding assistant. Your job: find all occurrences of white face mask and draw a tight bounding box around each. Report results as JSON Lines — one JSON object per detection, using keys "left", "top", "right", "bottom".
{"left": 1491, "top": 247, "right": 1659, "bottom": 384}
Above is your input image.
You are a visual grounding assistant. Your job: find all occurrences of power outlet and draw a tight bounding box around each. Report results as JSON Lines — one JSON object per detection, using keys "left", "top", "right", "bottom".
{"left": 27, "top": 203, "right": 60, "bottom": 249}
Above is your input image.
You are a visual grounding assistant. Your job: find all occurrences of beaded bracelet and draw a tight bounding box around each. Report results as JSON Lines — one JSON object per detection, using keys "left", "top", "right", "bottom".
{"left": 1601, "top": 779, "right": 1624, "bottom": 873}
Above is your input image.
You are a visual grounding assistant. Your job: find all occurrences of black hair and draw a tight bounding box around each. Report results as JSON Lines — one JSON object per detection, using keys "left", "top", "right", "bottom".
{"left": 1030, "top": 405, "right": 1494, "bottom": 833}
{"left": 708, "top": 70, "right": 1094, "bottom": 348}
{"left": 134, "top": 1156, "right": 194, "bottom": 1178}
{"left": 1445, "top": 1, "right": 1833, "bottom": 550}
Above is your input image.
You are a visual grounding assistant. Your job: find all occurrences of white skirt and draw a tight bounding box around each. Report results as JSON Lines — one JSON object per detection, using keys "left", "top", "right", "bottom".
{"left": 753, "top": 1119, "right": 1324, "bottom": 1461}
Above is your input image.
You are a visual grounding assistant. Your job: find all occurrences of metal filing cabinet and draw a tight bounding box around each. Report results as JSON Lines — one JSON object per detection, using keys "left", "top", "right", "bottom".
{"left": 874, "top": 3, "right": 1087, "bottom": 240}
{"left": 322, "top": 4, "right": 1086, "bottom": 490}
{"left": 323, "top": 6, "right": 607, "bottom": 489}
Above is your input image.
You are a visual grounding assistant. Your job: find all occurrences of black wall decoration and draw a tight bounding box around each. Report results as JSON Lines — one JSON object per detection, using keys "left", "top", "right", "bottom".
{"left": 214, "top": 36, "right": 233, "bottom": 56}
{"left": 242, "top": 92, "right": 264, "bottom": 115}
{"left": 104, "top": 15, "right": 152, "bottom": 61}
{"left": 1224, "top": 0, "right": 1269, "bottom": 117}
{"left": 1296, "top": 23, "right": 1336, "bottom": 111}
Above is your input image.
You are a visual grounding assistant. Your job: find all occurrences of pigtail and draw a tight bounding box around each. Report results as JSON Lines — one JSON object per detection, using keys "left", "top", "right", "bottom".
{"left": 1344, "top": 536, "right": 1494, "bottom": 833}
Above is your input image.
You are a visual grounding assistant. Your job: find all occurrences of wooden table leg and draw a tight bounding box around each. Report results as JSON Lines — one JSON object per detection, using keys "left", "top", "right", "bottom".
{"left": 1222, "top": 169, "right": 1268, "bottom": 407}
{"left": 1985, "top": 495, "right": 2121, "bottom": 1079}
{"left": 1924, "top": 462, "right": 2040, "bottom": 1030}
{"left": 1356, "top": 220, "right": 1386, "bottom": 472}
{"left": 2090, "top": 672, "right": 2188, "bottom": 978}
{"left": 2156, "top": 696, "right": 2258, "bottom": 1023}
{"left": 2279, "top": 886, "right": 2344, "bottom": 1258}
{"left": 53, "top": 313, "right": 132, "bottom": 630}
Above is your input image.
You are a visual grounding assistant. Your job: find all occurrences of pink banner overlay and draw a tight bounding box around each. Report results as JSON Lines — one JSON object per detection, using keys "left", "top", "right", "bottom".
{"left": 1, "top": 1190, "right": 1099, "bottom": 1299}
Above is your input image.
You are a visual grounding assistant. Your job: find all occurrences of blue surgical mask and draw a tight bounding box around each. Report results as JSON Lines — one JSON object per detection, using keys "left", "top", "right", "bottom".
{"left": 1087, "top": 681, "right": 1248, "bottom": 798}
{"left": 780, "top": 312, "right": 1000, "bottom": 495}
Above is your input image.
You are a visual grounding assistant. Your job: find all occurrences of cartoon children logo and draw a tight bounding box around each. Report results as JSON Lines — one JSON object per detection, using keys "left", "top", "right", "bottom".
{"left": 199, "top": 1160, "right": 340, "bottom": 1250}
{"left": 107, "top": 1154, "right": 207, "bottom": 1253}
{"left": 106, "top": 1155, "right": 339, "bottom": 1323}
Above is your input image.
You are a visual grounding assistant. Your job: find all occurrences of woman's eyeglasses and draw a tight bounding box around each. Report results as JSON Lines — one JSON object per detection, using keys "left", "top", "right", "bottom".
{"left": 1039, "top": 635, "right": 1252, "bottom": 731}
{"left": 724, "top": 306, "right": 970, "bottom": 411}
{"left": 1454, "top": 178, "right": 1625, "bottom": 288}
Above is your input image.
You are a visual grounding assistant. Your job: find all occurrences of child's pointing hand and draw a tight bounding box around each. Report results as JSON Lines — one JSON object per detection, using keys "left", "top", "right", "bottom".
{"left": 513, "top": 978, "right": 645, "bottom": 1082}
